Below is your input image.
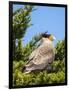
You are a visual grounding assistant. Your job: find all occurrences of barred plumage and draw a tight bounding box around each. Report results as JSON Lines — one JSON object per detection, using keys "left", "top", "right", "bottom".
{"left": 22, "top": 33, "right": 56, "bottom": 73}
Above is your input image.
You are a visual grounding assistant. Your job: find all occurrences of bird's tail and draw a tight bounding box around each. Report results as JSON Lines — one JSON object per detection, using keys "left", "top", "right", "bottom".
{"left": 22, "top": 66, "right": 31, "bottom": 74}
{"left": 22, "top": 66, "right": 26, "bottom": 72}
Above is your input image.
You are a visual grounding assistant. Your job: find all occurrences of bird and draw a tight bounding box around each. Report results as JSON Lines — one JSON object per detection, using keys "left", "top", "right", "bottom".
{"left": 22, "top": 32, "right": 56, "bottom": 73}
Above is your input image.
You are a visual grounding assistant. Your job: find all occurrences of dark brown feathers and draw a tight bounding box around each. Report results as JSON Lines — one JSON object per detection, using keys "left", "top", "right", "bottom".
{"left": 41, "top": 31, "right": 51, "bottom": 38}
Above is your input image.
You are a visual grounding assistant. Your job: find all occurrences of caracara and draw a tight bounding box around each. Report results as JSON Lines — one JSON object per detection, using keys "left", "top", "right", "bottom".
{"left": 22, "top": 32, "right": 56, "bottom": 73}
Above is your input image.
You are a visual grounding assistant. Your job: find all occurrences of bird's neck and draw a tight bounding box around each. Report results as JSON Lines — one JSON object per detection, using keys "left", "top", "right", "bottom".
{"left": 42, "top": 38, "right": 54, "bottom": 49}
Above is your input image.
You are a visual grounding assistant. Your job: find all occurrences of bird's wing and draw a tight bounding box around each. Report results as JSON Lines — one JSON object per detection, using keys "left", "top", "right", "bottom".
{"left": 27, "top": 43, "right": 55, "bottom": 66}
{"left": 25, "top": 48, "right": 38, "bottom": 66}
{"left": 28, "top": 40, "right": 43, "bottom": 61}
{"left": 32, "top": 46, "right": 55, "bottom": 65}
{"left": 24, "top": 44, "right": 55, "bottom": 72}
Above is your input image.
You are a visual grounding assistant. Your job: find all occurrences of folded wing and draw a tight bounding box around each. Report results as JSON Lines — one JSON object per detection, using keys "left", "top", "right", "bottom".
{"left": 23, "top": 42, "right": 55, "bottom": 72}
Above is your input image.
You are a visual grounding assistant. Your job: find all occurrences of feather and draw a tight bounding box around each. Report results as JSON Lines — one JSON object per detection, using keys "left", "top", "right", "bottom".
{"left": 22, "top": 38, "right": 55, "bottom": 73}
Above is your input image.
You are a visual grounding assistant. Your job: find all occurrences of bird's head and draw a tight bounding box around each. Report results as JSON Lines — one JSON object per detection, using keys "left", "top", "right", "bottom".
{"left": 41, "top": 32, "right": 56, "bottom": 41}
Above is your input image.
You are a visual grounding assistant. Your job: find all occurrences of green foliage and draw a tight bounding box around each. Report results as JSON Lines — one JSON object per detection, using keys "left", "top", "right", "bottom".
{"left": 21, "top": 34, "right": 42, "bottom": 61}
{"left": 51, "top": 60, "right": 65, "bottom": 72}
{"left": 13, "top": 5, "right": 34, "bottom": 40}
{"left": 12, "top": 5, "right": 65, "bottom": 86}
{"left": 12, "top": 31, "right": 65, "bottom": 87}
{"left": 55, "top": 40, "right": 65, "bottom": 60}
{"left": 12, "top": 39, "right": 65, "bottom": 86}
{"left": 13, "top": 5, "right": 34, "bottom": 60}
{"left": 15, "top": 39, "right": 24, "bottom": 61}
{"left": 13, "top": 59, "right": 65, "bottom": 86}
{"left": 13, "top": 60, "right": 26, "bottom": 73}
{"left": 28, "top": 33, "right": 42, "bottom": 47}
{"left": 14, "top": 34, "right": 42, "bottom": 61}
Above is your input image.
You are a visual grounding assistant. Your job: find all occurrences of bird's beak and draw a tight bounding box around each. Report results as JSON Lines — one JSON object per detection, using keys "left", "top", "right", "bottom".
{"left": 53, "top": 36, "right": 56, "bottom": 40}
{"left": 48, "top": 35, "right": 56, "bottom": 41}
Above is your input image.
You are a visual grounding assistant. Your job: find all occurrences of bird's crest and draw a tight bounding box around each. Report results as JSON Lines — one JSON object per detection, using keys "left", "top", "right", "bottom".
{"left": 41, "top": 31, "right": 51, "bottom": 38}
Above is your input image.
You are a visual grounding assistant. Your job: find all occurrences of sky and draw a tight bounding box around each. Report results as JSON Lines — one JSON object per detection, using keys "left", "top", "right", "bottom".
{"left": 13, "top": 4, "right": 65, "bottom": 46}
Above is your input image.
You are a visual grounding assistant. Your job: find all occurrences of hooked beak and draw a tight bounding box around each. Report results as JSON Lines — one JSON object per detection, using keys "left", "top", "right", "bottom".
{"left": 53, "top": 36, "right": 56, "bottom": 40}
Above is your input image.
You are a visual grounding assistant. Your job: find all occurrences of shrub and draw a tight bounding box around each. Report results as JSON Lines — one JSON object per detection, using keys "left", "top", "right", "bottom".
{"left": 55, "top": 40, "right": 65, "bottom": 60}
{"left": 13, "top": 40, "right": 65, "bottom": 86}
{"left": 13, "top": 69, "right": 65, "bottom": 86}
